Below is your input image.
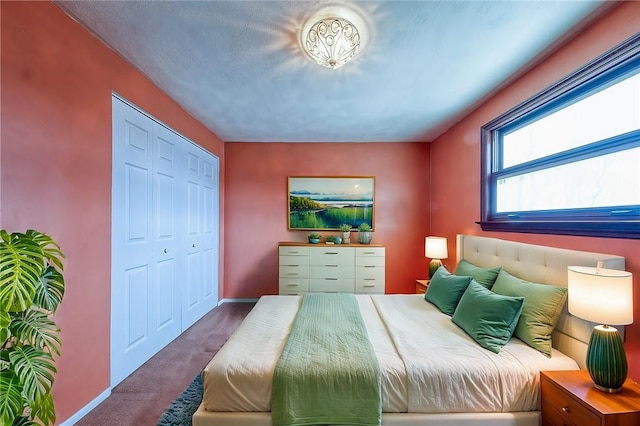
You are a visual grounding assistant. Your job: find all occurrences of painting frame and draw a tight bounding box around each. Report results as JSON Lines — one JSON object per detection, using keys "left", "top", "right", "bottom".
{"left": 287, "top": 176, "right": 375, "bottom": 231}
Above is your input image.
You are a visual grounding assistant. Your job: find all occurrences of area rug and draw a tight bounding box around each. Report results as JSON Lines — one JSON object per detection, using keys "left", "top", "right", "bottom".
{"left": 157, "top": 373, "right": 203, "bottom": 426}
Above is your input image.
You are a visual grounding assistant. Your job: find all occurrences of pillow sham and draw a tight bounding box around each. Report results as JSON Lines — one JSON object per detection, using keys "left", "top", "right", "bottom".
{"left": 451, "top": 281, "right": 524, "bottom": 354}
{"left": 491, "top": 269, "right": 568, "bottom": 357}
{"left": 424, "top": 266, "right": 473, "bottom": 316}
{"left": 454, "top": 259, "right": 502, "bottom": 289}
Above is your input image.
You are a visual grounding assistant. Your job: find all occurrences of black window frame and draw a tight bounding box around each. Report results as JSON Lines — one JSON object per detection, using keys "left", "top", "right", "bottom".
{"left": 479, "top": 33, "right": 640, "bottom": 239}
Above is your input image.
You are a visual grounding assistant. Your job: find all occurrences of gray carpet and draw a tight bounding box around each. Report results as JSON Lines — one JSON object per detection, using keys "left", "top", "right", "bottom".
{"left": 157, "top": 374, "right": 203, "bottom": 426}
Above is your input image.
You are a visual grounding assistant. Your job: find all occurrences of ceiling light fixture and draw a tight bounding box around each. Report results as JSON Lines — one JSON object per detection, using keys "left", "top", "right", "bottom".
{"left": 301, "top": 6, "right": 368, "bottom": 70}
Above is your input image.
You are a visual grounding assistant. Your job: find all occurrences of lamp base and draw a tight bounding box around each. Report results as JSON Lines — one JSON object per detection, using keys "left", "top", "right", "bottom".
{"left": 593, "top": 383, "right": 623, "bottom": 394}
{"left": 586, "top": 325, "right": 627, "bottom": 394}
{"left": 428, "top": 259, "right": 443, "bottom": 279}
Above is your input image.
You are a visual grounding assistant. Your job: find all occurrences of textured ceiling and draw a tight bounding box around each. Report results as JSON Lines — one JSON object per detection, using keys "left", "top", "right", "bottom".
{"left": 56, "top": 1, "right": 610, "bottom": 142}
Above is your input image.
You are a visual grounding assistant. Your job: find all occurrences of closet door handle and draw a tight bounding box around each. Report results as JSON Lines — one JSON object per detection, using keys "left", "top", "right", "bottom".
{"left": 164, "top": 248, "right": 169, "bottom": 253}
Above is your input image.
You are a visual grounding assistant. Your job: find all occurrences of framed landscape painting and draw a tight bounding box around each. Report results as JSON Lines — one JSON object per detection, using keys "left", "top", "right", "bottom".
{"left": 288, "top": 176, "right": 375, "bottom": 230}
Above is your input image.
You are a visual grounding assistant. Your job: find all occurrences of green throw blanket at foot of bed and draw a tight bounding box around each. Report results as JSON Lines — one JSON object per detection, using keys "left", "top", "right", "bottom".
{"left": 272, "top": 293, "right": 382, "bottom": 426}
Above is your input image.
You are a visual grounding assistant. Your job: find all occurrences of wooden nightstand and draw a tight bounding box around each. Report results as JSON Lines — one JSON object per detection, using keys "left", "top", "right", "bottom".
{"left": 541, "top": 370, "right": 640, "bottom": 426}
{"left": 415, "top": 279, "right": 429, "bottom": 294}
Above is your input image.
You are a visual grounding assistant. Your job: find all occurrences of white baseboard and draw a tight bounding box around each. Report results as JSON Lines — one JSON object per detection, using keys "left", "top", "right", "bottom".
{"left": 218, "top": 298, "right": 259, "bottom": 305}
{"left": 59, "top": 387, "right": 111, "bottom": 426}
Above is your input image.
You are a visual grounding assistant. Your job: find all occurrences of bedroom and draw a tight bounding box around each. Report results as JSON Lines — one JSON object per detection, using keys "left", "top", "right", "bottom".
{"left": 1, "top": 1, "right": 639, "bottom": 425}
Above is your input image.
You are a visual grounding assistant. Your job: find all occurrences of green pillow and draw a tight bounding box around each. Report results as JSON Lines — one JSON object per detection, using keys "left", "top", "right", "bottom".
{"left": 491, "top": 269, "right": 568, "bottom": 357}
{"left": 425, "top": 267, "right": 473, "bottom": 316}
{"left": 455, "top": 259, "right": 502, "bottom": 289}
{"left": 452, "top": 281, "right": 524, "bottom": 354}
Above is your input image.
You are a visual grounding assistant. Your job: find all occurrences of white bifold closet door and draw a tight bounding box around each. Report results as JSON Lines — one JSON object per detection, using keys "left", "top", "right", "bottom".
{"left": 111, "top": 96, "right": 219, "bottom": 386}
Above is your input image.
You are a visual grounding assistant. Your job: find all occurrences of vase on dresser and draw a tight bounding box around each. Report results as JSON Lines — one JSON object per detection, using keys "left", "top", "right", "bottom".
{"left": 342, "top": 232, "right": 351, "bottom": 244}
{"left": 358, "top": 231, "right": 373, "bottom": 244}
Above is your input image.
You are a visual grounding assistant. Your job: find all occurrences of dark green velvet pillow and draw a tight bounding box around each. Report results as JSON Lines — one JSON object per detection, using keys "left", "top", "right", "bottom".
{"left": 454, "top": 259, "right": 502, "bottom": 289}
{"left": 491, "top": 269, "right": 568, "bottom": 357}
{"left": 424, "top": 266, "right": 473, "bottom": 316}
{"left": 451, "top": 281, "right": 524, "bottom": 354}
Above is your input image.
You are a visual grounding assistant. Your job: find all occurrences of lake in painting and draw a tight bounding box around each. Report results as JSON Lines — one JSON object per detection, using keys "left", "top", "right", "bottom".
{"left": 288, "top": 177, "right": 374, "bottom": 230}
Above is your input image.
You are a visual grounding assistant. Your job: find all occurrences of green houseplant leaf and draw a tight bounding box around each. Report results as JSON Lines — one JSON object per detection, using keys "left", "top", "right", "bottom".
{"left": 30, "top": 392, "right": 55, "bottom": 426}
{"left": 33, "top": 266, "right": 64, "bottom": 314}
{"left": 0, "top": 373, "right": 23, "bottom": 426}
{"left": 0, "top": 230, "right": 64, "bottom": 426}
{"left": 25, "top": 230, "right": 64, "bottom": 273}
{"left": 9, "top": 311, "right": 61, "bottom": 357}
{"left": 0, "top": 232, "right": 45, "bottom": 312}
{"left": 12, "top": 416, "right": 38, "bottom": 426}
{"left": 0, "top": 311, "right": 10, "bottom": 346}
{"left": 9, "top": 346, "right": 56, "bottom": 404}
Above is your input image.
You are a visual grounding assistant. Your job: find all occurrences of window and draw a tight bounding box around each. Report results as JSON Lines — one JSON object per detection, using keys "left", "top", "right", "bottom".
{"left": 480, "top": 33, "right": 640, "bottom": 239}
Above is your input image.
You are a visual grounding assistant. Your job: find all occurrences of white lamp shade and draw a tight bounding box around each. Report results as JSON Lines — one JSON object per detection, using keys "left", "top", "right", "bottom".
{"left": 425, "top": 237, "right": 448, "bottom": 260}
{"left": 568, "top": 266, "right": 633, "bottom": 325}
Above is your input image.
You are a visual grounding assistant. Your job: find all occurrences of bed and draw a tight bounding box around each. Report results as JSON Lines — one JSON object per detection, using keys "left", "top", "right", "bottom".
{"left": 193, "top": 234, "right": 625, "bottom": 426}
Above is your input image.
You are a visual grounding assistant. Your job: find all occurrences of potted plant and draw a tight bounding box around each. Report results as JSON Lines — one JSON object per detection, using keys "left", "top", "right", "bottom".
{"left": 357, "top": 223, "right": 373, "bottom": 244}
{"left": 339, "top": 224, "right": 351, "bottom": 244}
{"left": 325, "top": 235, "right": 338, "bottom": 244}
{"left": 308, "top": 232, "right": 321, "bottom": 244}
{"left": 0, "top": 229, "right": 65, "bottom": 426}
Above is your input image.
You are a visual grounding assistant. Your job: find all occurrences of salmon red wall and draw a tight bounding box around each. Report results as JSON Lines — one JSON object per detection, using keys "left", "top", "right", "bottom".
{"left": 1, "top": 2, "right": 224, "bottom": 423}
{"left": 223, "top": 142, "right": 430, "bottom": 298}
{"left": 429, "top": 2, "right": 640, "bottom": 379}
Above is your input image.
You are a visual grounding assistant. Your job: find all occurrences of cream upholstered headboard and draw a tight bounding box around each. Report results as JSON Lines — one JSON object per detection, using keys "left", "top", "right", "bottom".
{"left": 456, "top": 234, "right": 625, "bottom": 369}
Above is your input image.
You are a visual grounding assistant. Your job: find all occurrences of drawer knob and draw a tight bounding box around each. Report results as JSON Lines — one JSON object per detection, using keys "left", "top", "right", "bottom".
{"left": 561, "top": 406, "right": 569, "bottom": 413}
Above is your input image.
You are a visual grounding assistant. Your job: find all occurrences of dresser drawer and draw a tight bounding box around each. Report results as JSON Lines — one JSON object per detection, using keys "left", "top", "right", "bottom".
{"left": 356, "top": 256, "right": 385, "bottom": 267}
{"left": 279, "top": 246, "right": 310, "bottom": 256}
{"left": 279, "top": 264, "right": 309, "bottom": 279}
{"left": 356, "top": 266, "right": 385, "bottom": 280}
{"left": 356, "top": 247, "right": 385, "bottom": 257}
{"left": 355, "top": 279, "right": 384, "bottom": 294}
{"left": 279, "top": 255, "right": 309, "bottom": 266}
{"left": 310, "top": 265, "right": 354, "bottom": 279}
{"left": 542, "top": 399, "right": 577, "bottom": 426}
{"left": 541, "top": 376, "right": 600, "bottom": 426}
{"left": 280, "top": 290, "right": 306, "bottom": 296}
{"left": 309, "top": 278, "right": 354, "bottom": 293}
{"left": 279, "top": 278, "right": 309, "bottom": 293}
{"left": 309, "top": 247, "right": 355, "bottom": 266}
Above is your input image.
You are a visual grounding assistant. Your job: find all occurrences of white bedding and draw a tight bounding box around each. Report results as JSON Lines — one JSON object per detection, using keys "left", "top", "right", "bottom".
{"left": 201, "top": 293, "right": 579, "bottom": 415}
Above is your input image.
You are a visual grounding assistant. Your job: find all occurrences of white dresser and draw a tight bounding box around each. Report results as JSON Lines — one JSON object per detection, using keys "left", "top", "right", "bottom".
{"left": 278, "top": 243, "right": 385, "bottom": 295}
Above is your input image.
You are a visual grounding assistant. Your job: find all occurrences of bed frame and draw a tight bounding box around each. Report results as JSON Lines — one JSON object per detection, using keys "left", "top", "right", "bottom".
{"left": 193, "top": 234, "right": 625, "bottom": 426}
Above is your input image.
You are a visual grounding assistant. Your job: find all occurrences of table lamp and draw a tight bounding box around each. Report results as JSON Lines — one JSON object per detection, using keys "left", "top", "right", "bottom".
{"left": 567, "top": 264, "right": 633, "bottom": 393}
{"left": 425, "top": 236, "right": 448, "bottom": 279}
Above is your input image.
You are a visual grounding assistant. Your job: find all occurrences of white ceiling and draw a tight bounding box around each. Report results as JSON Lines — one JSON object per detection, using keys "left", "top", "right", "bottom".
{"left": 56, "top": 1, "right": 611, "bottom": 143}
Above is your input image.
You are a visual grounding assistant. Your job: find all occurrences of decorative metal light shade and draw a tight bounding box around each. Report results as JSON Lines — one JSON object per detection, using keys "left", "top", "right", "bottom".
{"left": 304, "top": 17, "right": 360, "bottom": 69}
{"left": 301, "top": 6, "right": 368, "bottom": 70}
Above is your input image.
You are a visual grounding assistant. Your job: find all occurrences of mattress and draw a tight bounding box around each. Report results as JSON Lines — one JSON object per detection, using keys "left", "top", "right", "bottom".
{"left": 201, "top": 294, "right": 579, "bottom": 414}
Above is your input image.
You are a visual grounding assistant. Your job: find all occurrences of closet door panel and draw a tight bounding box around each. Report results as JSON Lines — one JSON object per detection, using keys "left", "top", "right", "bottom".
{"left": 182, "top": 144, "right": 218, "bottom": 329}
{"left": 112, "top": 98, "right": 155, "bottom": 386}
{"left": 151, "top": 125, "right": 182, "bottom": 342}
